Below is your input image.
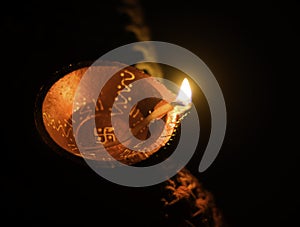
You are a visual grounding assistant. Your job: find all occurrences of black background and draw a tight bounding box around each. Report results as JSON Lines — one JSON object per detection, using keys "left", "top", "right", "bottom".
{"left": 2, "top": 0, "right": 296, "bottom": 226}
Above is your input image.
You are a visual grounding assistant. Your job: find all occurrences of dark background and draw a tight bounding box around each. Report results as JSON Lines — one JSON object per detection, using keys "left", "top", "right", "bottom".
{"left": 2, "top": 0, "right": 296, "bottom": 226}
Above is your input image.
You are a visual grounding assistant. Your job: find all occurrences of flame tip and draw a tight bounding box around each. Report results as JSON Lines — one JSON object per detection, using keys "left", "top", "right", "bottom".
{"left": 176, "top": 78, "right": 192, "bottom": 105}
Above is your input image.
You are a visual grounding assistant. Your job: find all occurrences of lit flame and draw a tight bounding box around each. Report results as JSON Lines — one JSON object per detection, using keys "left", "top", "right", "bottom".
{"left": 176, "top": 78, "right": 192, "bottom": 106}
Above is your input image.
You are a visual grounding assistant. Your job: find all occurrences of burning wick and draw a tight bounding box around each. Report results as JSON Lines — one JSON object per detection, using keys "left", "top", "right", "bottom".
{"left": 171, "top": 78, "right": 192, "bottom": 115}
{"left": 131, "top": 78, "right": 192, "bottom": 136}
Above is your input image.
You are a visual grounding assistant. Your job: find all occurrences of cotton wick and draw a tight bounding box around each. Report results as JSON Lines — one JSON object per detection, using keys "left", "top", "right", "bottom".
{"left": 131, "top": 101, "right": 173, "bottom": 136}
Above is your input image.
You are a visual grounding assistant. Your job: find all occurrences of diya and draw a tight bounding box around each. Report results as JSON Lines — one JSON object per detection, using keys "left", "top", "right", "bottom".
{"left": 34, "top": 61, "right": 224, "bottom": 227}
